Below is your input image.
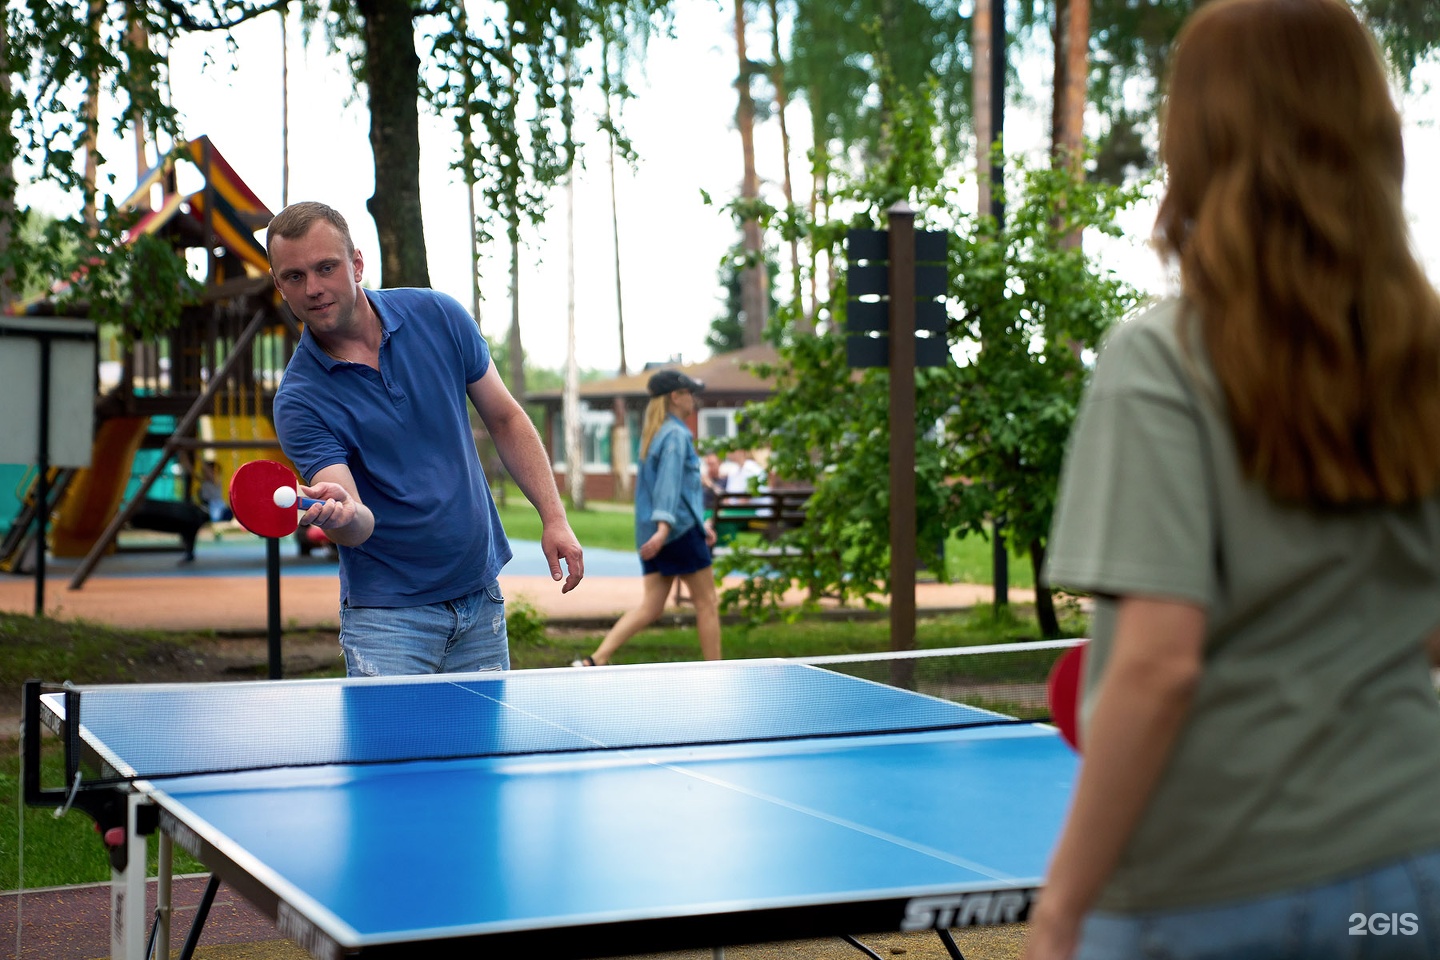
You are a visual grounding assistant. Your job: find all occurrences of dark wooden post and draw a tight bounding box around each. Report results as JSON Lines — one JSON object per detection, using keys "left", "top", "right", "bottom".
{"left": 887, "top": 202, "right": 917, "bottom": 667}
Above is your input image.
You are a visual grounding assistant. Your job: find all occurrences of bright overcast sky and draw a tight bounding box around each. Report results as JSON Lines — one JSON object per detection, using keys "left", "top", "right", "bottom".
{"left": 23, "top": 5, "right": 1440, "bottom": 374}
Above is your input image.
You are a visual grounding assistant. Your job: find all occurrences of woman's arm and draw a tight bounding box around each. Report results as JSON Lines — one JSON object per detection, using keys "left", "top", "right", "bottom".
{"left": 1024, "top": 596, "right": 1206, "bottom": 960}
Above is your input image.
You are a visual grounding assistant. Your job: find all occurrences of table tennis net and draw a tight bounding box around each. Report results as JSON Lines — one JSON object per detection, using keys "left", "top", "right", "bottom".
{"left": 39, "top": 642, "right": 1082, "bottom": 785}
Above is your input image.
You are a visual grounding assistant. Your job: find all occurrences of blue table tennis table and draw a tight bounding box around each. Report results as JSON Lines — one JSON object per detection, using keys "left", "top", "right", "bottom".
{"left": 24, "top": 659, "right": 1078, "bottom": 959}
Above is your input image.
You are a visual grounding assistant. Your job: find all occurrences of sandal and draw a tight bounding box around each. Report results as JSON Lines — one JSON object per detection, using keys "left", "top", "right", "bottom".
{"left": 571, "top": 656, "right": 596, "bottom": 667}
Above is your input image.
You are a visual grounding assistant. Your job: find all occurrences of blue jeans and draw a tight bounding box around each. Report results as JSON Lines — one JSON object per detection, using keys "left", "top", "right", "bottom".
{"left": 1075, "top": 848, "right": 1440, "bottom": 959}
{"left": 338, "top": 580, "right": 509, "bottom": 677}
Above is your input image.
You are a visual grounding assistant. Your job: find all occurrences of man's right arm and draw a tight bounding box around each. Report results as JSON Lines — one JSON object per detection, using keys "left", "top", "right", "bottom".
{"left": 298, "top": 463, "right": 375, "bottom": 547}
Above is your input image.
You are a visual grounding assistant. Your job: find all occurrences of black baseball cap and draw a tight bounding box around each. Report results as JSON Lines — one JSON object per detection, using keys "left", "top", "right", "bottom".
{"left": 647, "top": 369, "right": 705, "bottom": 397}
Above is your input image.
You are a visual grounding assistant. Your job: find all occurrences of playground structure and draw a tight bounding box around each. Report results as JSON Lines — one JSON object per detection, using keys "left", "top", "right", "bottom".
{"left": 0, "top": 136, "right": 305, "bottom": 587}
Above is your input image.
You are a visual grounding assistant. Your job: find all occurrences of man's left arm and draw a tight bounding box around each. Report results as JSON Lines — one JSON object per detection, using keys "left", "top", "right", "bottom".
{"left": 467, "top": 373, "right": 584, "bottom": 593}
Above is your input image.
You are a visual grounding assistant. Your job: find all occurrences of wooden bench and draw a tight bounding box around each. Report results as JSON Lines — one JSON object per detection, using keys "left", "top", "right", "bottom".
{"left": 712, "top": 486, "right": 814, "bottom": 557}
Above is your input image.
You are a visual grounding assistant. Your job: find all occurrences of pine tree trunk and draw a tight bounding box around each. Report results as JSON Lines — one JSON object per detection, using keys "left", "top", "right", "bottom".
{"left": 734, "top": 0, "right": 767, "bottom": 347}
{"left": 767, "top": 0, "right": 804, "bottom": 332}
{"left": 0, "top": 14, "right": 12, "bottom": 305}
{"left": 973, "top": 0, "right": 993, "bottom": 215}
{"left": 83, "top": 0, "right": 103, "bottom": 230}
{"left": 563, "top": 51, "right": 585, "bottom": 510}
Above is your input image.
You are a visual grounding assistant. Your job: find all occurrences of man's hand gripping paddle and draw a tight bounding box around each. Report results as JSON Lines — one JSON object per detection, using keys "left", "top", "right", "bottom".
{"left": 229, "top": 460, "right": 321, "bottom": 538}
{"left": 1046, "top": 642, "right": 1087, "bottom": 753}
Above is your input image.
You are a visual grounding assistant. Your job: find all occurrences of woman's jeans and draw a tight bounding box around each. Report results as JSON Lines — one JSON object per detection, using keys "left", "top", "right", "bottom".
{"left": 338, "top": 580, "right": 509, "bottom": 677}
{"left": 1075, "top": 848, "right": 1440, "bottom": 959}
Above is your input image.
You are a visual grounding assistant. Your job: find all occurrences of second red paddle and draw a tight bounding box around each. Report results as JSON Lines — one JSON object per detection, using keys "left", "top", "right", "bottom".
{"left": 1046, "top": 642, "right": 1087, "bottom": 752}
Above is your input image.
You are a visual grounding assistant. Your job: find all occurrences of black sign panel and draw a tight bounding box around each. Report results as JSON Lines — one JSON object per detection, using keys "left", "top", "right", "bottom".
{"left": 846, "top": 228, "right": 889, "bottom": 261}
{"left": 915, "top": 230, "right": 948, "bottom": 262}
{"left": 847, "top": 334, "right": 949, "bottom": 369}
{"left": 848, "top": 263, "right": 889, "bottom": 297}
{"left": 915, "top": 264, "right": 947, "bottom": 299}
{"left": 846, "top": 300, "right": 889, "bottom": 333}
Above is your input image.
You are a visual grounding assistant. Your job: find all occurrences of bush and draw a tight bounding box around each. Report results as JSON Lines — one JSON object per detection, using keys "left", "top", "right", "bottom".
{"left": 506, "top": 597, "right": 547, "bottom": 647}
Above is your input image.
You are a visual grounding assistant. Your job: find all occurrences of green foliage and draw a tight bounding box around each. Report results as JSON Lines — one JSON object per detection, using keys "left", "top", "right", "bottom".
{"left": 720, "top": 84, "right": 1144, "bottom": 623}
{"left": 706, "top": 240, "right": 780, "bottom": 354}
{"left": 1358, "top": 0, "right": 1440, "bottom": 82}
{"left": 947, "top": 156, "right": 1147, "bottom": 559}
{"left": 427, "top": 1, "right": 673, "bottom": 250}
{"left": 788, "top": 0, "right": 972, "bottom": 180}
{"left": 505, "top": 596, "right": 548, "bottom": 647}
{"left": 58, "top": 222, "right": 202, "bottom": 343}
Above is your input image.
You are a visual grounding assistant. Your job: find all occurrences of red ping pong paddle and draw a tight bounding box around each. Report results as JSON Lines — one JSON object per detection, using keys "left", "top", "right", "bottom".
{"left": 229, "top": 460, "right": 320, "bottom": 539}
{"left": 1046, "top": 642, "right": 1087, "bottom": 752}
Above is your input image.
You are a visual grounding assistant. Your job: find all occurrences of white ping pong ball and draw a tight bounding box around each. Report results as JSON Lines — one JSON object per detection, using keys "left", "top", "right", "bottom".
{"left": 273, "top": 487, "right": 298, "bottom": 509}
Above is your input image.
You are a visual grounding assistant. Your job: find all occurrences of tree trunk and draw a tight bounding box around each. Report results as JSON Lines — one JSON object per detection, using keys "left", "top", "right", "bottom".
{"left": 1030, "top": 538, "right": 1060, "bottom": 639}
{"left": 1052, "top": 0, "right": 1089, "bottom": 179}
{"left": 564, "top": 166, "right": 584, "bottom": 509}
{"left": 0, "top": 14, "right": 13, "bottom": 305}
{"left": 507, "top": 231, "right": 524, "bottom": 396}
{"left": 734, "top": 0, "right": 767, "bottom": 347}
{"left": 358, "top": 0, "right": 429, "bottom": 288}
{"left": 973, "top": 0, "right": 993, "bottom": 215}
{"left": 504, "top": 20, "right": 525, "bottom": 399}
{"left": 604, "top": 49, "right": 633, "bottom": 500}
{"left": 454, "top": 3, "right": 481, "bottom": 327}
{"left": 280, "top": 5, "right": 290, "bottom": 206}
{"left": 127, "top": 13, "right": 148, "bottom": 184}
{"left": 83, "top": 0, "right": 103, "bottom": 230}
{"left": 767, "top": 0, "right": 804, "bottom": 332}
{"left": 806, "top": 88, "right": 824, "bottom": 323}
{"left": 563, "top": 52, "right": 585, "bottom": 511}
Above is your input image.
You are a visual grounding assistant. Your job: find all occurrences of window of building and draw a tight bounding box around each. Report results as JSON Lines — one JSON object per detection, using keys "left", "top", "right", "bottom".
{"left": 699, "top": 407, "right": 739, "bottom": 442}
{"left": 552, "top": 407, "right": 616, "bottom": 471}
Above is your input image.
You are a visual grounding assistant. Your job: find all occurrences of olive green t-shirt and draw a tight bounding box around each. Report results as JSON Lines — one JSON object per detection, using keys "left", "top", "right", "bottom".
{"left": 1046, "top": 296, "right": 1440, "bottom": 912}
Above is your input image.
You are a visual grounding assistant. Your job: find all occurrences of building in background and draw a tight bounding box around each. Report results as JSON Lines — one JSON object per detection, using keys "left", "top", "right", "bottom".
{"left": 527, "top": 344, "right": 779, "bottom": 502}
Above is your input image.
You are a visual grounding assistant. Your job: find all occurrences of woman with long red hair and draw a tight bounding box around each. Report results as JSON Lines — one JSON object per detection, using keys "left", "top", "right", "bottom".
{"left": 1028, "top": 0, "right": 1440, "bottom": 956}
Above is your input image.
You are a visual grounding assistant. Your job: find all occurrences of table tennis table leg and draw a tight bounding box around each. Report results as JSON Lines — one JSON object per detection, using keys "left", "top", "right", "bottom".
{"left": 111, "top": 793, "right": 149, "bottom": 960}
{"left": 840, "top": 933, "right": 967, "bottom": 960}
{"left": 841, "top": 935, "right": 883, "bottom": 959}
{"left": 155, "top": 833, "right": 173, "bottom": 959}
{"left": 176, "top": 875, "right": 222, "bottom": 960}
{"left": 935, "top": 928, "right": 968, "bottom": 960}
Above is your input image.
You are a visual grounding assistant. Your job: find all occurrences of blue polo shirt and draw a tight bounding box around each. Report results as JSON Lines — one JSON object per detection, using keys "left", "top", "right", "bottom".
{"left": 273, "top": 287, "right": 511, "bottom": 607}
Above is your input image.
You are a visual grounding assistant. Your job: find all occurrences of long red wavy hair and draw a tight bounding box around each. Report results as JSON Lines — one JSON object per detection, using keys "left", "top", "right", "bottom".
{"left": 1155, "top": 0, "right": 1440, "bottom": 506}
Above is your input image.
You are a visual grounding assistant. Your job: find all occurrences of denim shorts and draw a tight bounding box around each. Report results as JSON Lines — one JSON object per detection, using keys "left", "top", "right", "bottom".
{"left": 338, "top": 580, "right": 509, "bottom": 677}
{"left": 641, "top": 523, "right": 712, "bottom": 577}
{"left": 1075, "top": 847, "right": 1440, "bottom": 959}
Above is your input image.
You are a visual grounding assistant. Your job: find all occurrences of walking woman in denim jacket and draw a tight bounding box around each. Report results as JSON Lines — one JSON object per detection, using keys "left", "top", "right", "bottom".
{"left": 574, "top": 369, "right": 721, "bottom": 666}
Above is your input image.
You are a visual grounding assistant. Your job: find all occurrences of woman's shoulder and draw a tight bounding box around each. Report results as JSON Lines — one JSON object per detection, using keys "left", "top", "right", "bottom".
{"left": 1100, "top": 296, "right": 1187, "bottom": 353}
{"left": 1091, "top": 296, "right": 1207, "bottom": 397}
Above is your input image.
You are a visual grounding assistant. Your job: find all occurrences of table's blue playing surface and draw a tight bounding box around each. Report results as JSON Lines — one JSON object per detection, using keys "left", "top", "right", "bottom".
{"left": 55, "top": 661, "right": 1078, "bottom": 953}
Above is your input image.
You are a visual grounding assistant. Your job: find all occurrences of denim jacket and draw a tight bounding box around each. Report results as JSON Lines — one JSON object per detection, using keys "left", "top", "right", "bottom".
{"left": 634, "top": 415, "right": 704, "bottom": 549}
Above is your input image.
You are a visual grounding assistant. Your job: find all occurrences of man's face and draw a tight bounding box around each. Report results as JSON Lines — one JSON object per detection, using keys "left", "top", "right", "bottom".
{"left": 269, "top": 222, "right": 364, "bottom": 335}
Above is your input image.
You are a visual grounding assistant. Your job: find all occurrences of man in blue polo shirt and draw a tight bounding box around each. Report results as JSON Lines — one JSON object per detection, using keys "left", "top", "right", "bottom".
{"left": 266, "top": 201, "right": 584, "bottom": 676}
